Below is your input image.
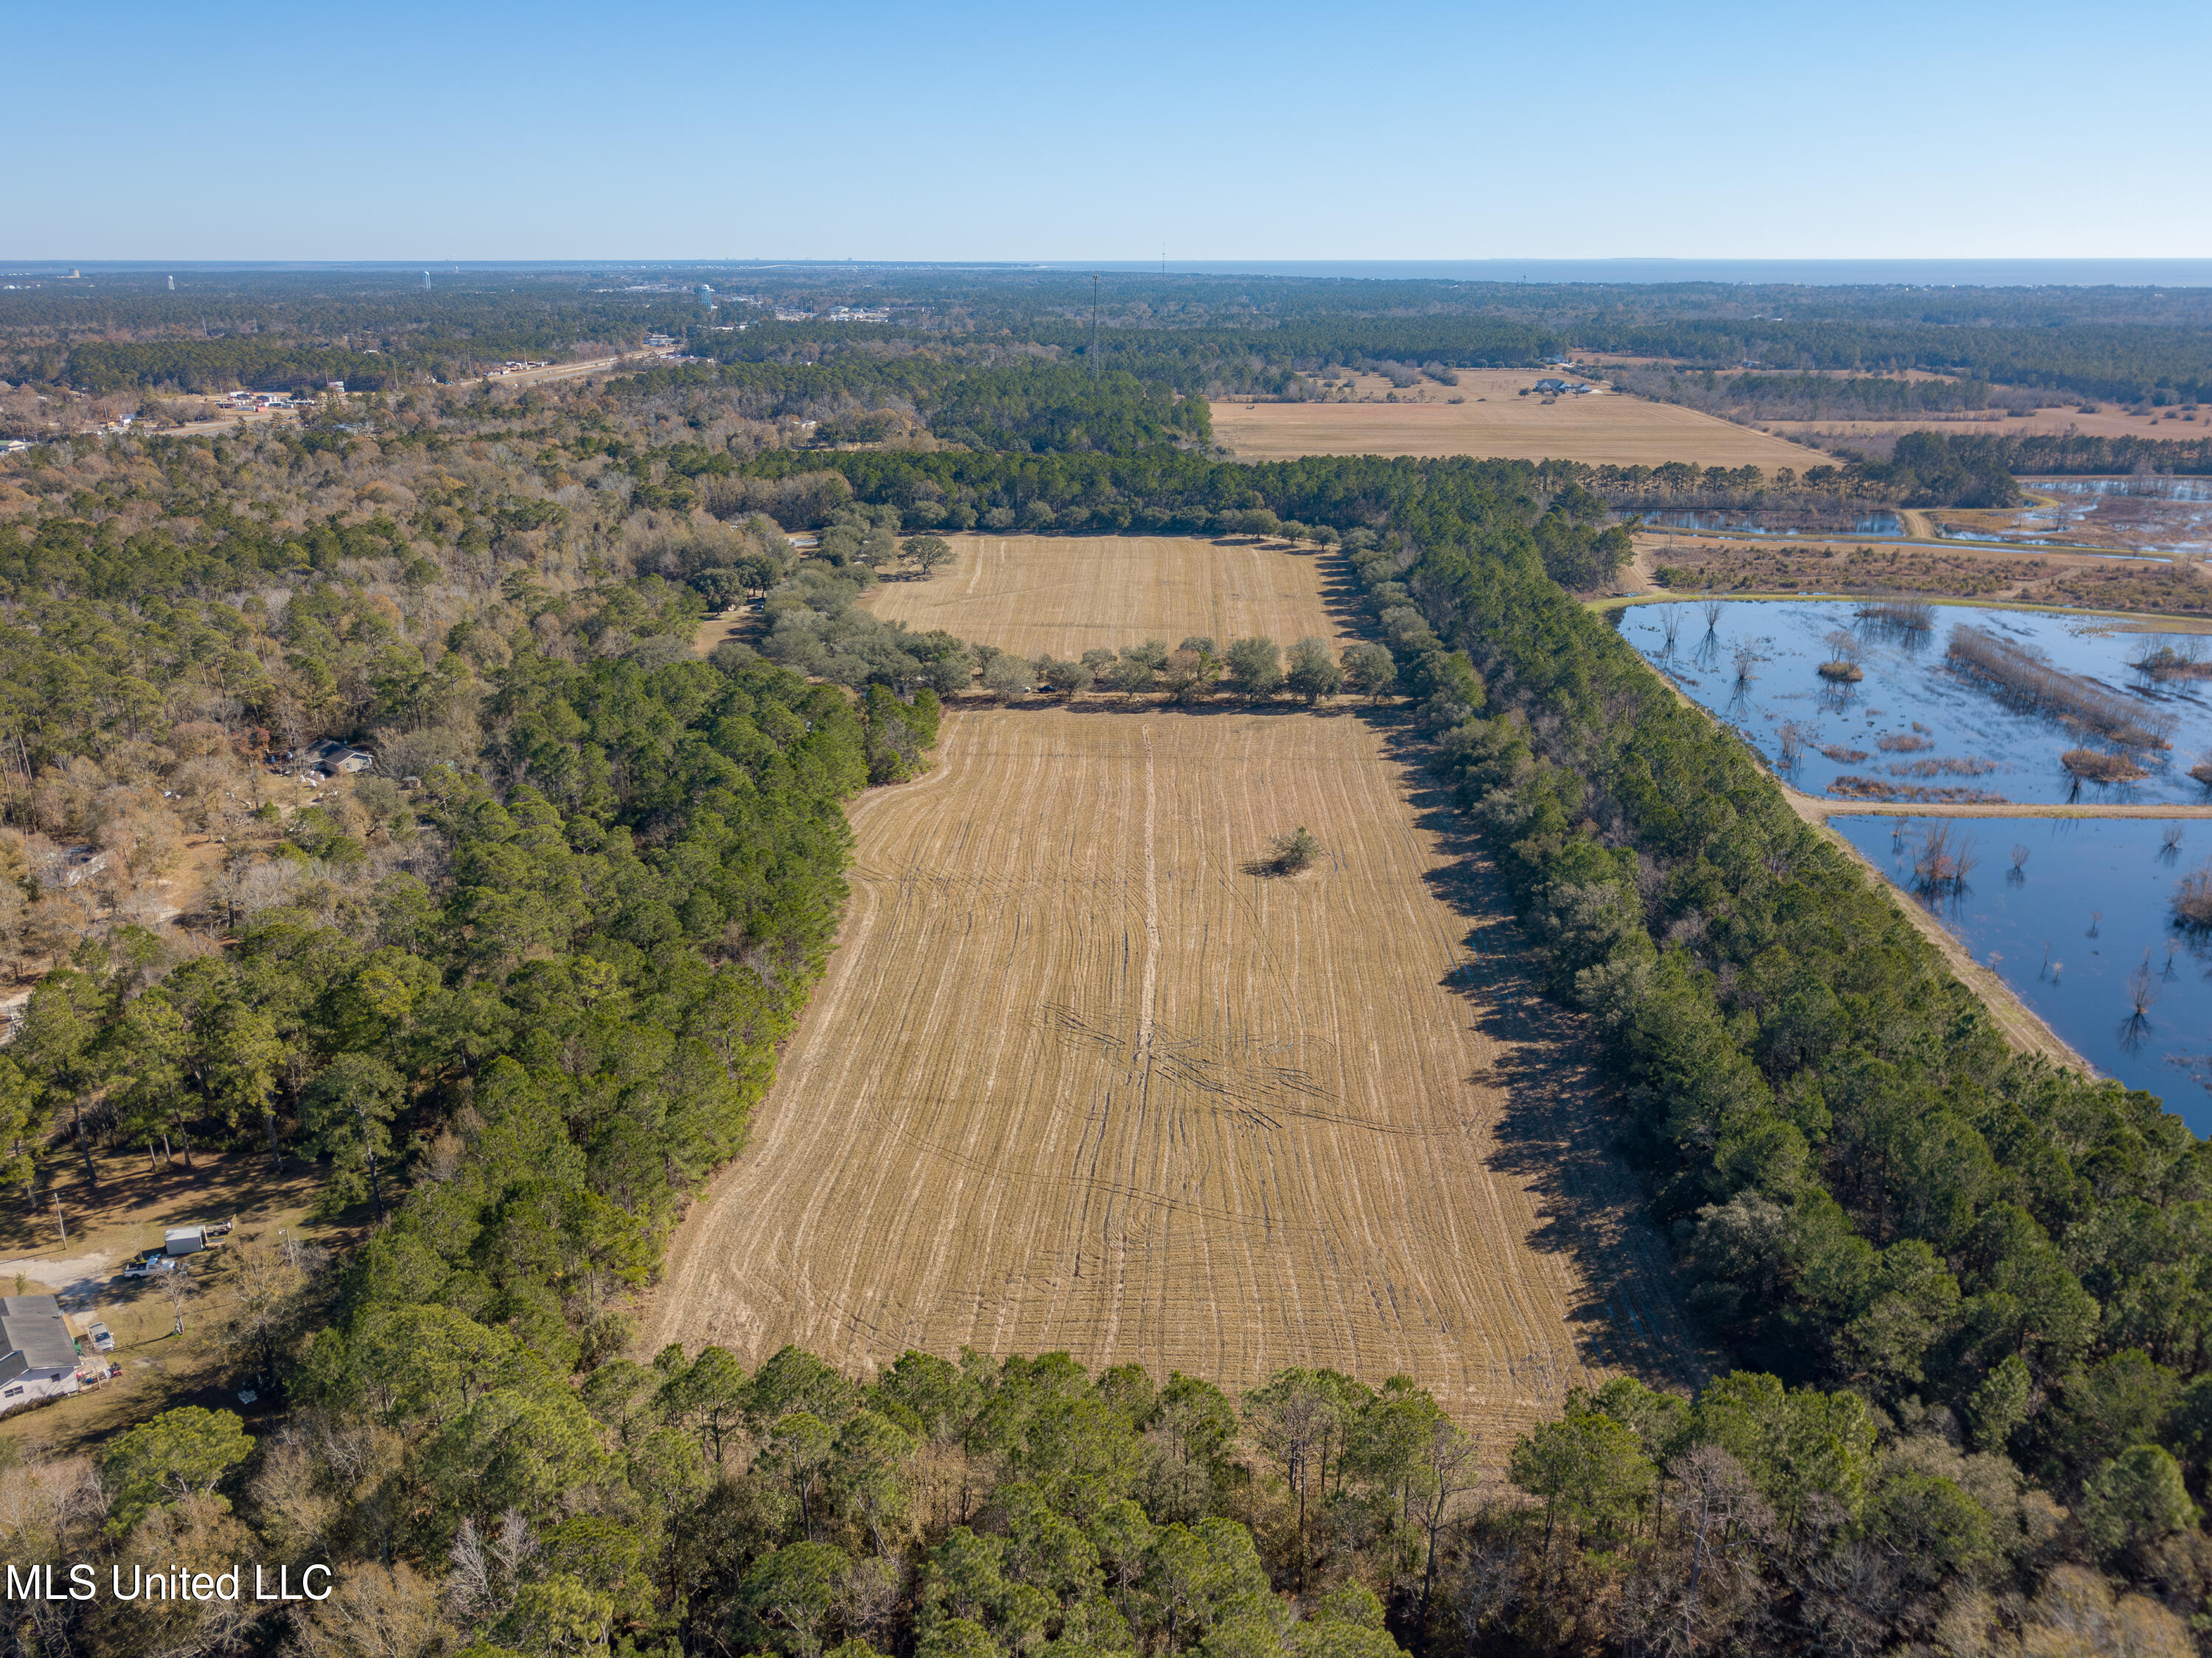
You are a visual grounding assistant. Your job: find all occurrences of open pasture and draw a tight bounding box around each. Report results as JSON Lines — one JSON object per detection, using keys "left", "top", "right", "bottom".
{"left": 865, "top": 533, "right": 1346, "bottom": 659}
{"left": 1764, "top": 407, "right": 2210, "bottom": 445}
{"left": 1209, "top": 369, "right": 1826, "bottom": 470}
{"left": 651, "top": 704, "right": 1701, "bottom": 1427}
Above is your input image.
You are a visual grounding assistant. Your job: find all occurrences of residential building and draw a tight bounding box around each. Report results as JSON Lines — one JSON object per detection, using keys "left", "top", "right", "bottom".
{"left": 0, "top": 1296, "right": 83, "bottom": 1414}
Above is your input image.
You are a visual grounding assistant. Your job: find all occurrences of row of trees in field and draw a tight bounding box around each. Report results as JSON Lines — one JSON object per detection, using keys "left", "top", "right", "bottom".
{"left": 1006, "top": 634, "right": 1395, "bottom": 707}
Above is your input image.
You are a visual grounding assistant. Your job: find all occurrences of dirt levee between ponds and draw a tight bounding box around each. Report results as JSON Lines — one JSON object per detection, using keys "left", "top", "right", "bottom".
{"left": 651, "top": 705, "right": 1705, "bottom": 1432}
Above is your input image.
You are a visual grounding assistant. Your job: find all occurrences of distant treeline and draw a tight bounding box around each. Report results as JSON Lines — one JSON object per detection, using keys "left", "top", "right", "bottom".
{"left": 18, "top": 266, "right": 2212, "bottom": 411}
{"left": 1, "top": 281, "right": 698, "bottom": 390}
{"left": 64, "top": 340, "right": 411, "bottom": 394}
{"left": 2007, "top": 431, "right": 2212, "bottom": 475}
{"left": 1584, "top": 319, "right": 2212, "bottom": 406}
{"left": 1616, "top": 366, "right": 2021, "bottom": 420}
{"left": 615, "top": 356, "right": 1212, "bottom": 455}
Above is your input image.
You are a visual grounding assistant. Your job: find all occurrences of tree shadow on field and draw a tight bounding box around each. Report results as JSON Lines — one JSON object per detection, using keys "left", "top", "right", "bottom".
{"left": 1314, "top": 549, "right": 1371, "bottom": 639}
{"left": 1361, "top": 704, "right": 1717, "bottom": 1395}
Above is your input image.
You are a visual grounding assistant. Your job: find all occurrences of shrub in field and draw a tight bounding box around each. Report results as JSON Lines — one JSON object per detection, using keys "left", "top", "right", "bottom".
{"left": 2175, "top": 862, "right": 2212, "bottom": 931}
{"left": 2063, "top": 748, "right": 2149, "bottom": 783}
{"left": 1262, "top": 826, "right": 1324, "bottom": 875}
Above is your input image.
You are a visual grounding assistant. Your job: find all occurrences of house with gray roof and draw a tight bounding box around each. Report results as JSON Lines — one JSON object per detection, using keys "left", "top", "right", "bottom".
{"left": 0, "top": 1295, "right": 83, "bottom": 1414}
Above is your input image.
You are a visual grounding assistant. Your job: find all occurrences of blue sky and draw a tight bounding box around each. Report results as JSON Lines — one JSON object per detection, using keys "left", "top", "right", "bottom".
{"left": 13, "top": 0, "right": 2210, "bottom": 261}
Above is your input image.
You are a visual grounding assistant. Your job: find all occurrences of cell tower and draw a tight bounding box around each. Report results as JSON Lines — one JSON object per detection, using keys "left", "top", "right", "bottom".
{"left": 1091, "top": 274, "right": 1101, "bottom": 378}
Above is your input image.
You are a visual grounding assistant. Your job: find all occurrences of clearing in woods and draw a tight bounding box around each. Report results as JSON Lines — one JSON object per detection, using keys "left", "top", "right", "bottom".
{"left": 653, "top": 539, "right": 1702, "bottom": 1429}
{"left": 1209, "top": 368, "right": 1826, "bottom": 471}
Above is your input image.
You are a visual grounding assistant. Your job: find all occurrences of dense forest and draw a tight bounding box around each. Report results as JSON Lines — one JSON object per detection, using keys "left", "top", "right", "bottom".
{"left": 0, "top": 284, "right": 2207, "bottom": 1655}
{"left": 9, "top": 263, "right": 2212, "bottom": 414}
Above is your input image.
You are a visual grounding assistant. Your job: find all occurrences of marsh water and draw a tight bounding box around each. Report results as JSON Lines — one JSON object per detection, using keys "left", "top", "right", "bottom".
{"left": 2009, "top": 476, "right": 2212, "bottom": 555}
{"left": 1640, "top": 510, "right": 1903, "bottom": 537}
{"left": 1834, "top": 815, "right": 2212, "bottom": 1132}
{"left": 1615, "top": 600, "right": 2212, "bottom": 806}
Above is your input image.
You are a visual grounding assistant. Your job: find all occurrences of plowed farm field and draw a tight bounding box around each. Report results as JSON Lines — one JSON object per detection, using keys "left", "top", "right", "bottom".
{"left": 1209, "top": 369, "right": 1824, "bottom": 469}
{"left": 864, "top": 533, "right": 1341, "bottom": 659}
{"left": 653, "top": 538, "right": 1703, "bottom": 1429}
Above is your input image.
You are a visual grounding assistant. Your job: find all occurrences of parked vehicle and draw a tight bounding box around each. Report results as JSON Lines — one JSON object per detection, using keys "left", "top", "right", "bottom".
{"left": 83, "top": 1321, "right": 113, "bottom": 1353}
{"left": 120, "top": 1252, "right": 175, "bottom": 1279}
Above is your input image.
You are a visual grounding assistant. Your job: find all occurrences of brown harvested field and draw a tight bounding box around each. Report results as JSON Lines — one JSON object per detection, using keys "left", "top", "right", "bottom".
{"left": 863, "top": 533, "right": 1345, "bottom": 659}
{"left": 1765, "top": 409, "right": 2210, "bottom": 445}
{"left": 1209, "top": 369, "right": 1825, "bottom": 470}
{"left": 661, "top": 535, "right": 1703, "bottom": 1426}
{"left": 650, "top": 703, "right": 1704, "bottom": 1429}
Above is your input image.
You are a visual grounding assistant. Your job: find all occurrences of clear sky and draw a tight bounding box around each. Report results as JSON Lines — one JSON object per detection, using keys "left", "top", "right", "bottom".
{"left": 13, "top": 0, "right": 2209, "bottom": 262}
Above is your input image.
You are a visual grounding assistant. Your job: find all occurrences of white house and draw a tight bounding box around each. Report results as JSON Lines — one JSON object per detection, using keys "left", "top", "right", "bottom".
{"left": 0, "top": 1296, "right": 83, "bottom": 1414}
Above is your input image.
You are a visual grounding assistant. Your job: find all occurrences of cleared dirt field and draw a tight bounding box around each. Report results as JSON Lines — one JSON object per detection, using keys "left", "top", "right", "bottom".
{"left": 1209, "top": 370, "right": 1825, "bottom": 470}
{"left": 864, "top": 534, "right": 1342, "bottom": 659}
{"left": 1764, "top": 409, "right": 2209, "bottom": 445}
{"left": 652, "top": 706, "right": 1703, "bottom": 1429}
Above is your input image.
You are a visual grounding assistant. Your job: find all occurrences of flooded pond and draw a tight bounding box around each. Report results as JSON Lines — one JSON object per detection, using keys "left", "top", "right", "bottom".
{"left": 1834, "top": 814, "right": 2212, "bottom": 1132}
{"left": 1615, "top": 600, "right": 2212, "bottom": 806}
{"left": 1638, "top": 510, "right": 1902, "bottom": 537}
{"left": 2010, "top": 476, "right": 2212, "bottom": 555}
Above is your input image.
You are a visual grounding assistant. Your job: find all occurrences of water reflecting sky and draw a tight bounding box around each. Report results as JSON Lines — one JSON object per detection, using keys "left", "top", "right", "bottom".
{"left": 1833, "top": 814, "right": 2212, "bottom": 1135}
{"left": 1616, "top": 600, "right": 2212, "bottom": 807}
